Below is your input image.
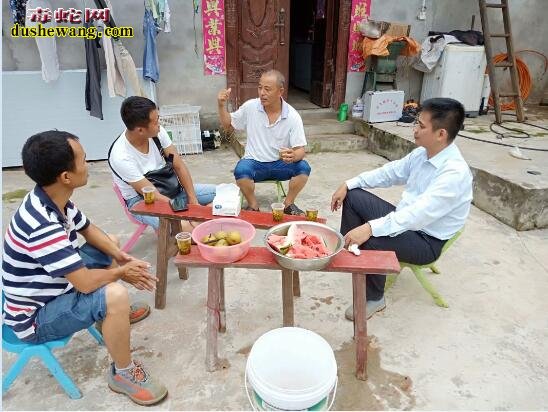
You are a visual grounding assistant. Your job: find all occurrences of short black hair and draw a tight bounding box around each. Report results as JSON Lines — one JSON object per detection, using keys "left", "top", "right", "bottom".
{"left": 22, "top": 130, "right": 79, "bottom": 186}
{"left": 120, "top": 96, "right": 157, "bottom": 130}
{"left": 421, "top": 98, "right": 465, "bottom": 142}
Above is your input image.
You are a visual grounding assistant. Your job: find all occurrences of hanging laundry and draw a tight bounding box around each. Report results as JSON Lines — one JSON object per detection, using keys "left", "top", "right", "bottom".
{"left": 145, "top": 0, "right": 171, "bottom": 32}
{"left": 100, "top": 23, "right": 126, "bottom": 97}
{"left": 84, "top": 21, "right": 103, "bottom": 119}
{"left": 10, "top": 0, "right": 29, "bottom": 25}
{"left": 143, "top": 7, "right": 160, "bottom": 82}
{"left": 25, "top": 0, "right": 60, "bottom": 82}
{"left": 99, "top": 0, "right": 126, "bottom": 97}
{"left": 163, "top": 0, "right": 171, "bottom": 33}
{"left": 145, "top": 0, "right": 159, "bottom": 21}
{"left": 113, "top": 39, "right": 146, "bottom": 96}
{"left": 413, "top": 34, "right": 460, "bottom": 73}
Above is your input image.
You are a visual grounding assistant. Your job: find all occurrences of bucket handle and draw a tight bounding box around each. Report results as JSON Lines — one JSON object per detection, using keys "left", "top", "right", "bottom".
{"left": 327, "top": 376, "right": 338, "bottom": 411}
{"left": 244, "top": 367, "right": 258, "bottom": 411}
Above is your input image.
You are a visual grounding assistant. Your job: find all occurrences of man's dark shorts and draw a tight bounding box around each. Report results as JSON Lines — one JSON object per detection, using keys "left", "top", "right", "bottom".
{"left": 28, "top": 244, "right": 112, "bottom": 344}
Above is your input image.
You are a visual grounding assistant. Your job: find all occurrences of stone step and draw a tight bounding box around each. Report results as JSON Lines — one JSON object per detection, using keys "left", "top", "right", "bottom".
{"left": 303, "top": 118, "right": 355, "bottom": 135}
{"left": 229, "top": 133, "right": 367, "bottom": 158}
{"left": 297, "top": 108, "right": 337, "bottom": 121}
{"left": 306, "top": 134, "right": 368, "bottom": 153}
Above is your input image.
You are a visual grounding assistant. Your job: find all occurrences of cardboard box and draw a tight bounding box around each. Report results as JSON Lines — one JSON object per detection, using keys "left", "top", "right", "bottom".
{"left": 382, "top": 21, "right": 411, "bottom": 37}
{"left": 212, "top": 183, "right": 241, "bottom": 217}
{"left": 362, "top": 90, "right": 405, "bottom": 123}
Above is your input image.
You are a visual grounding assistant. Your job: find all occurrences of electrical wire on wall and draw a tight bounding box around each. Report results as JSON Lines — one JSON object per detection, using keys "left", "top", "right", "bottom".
{"left": 193, "top": 0, "right": 200, "bottom": 56}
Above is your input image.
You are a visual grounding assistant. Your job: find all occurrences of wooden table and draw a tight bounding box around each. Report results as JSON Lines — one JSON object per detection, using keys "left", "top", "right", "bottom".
{"left": 173, "top": 247, "right": 400, "bottom": 380}
{"left": 130, "top": 201, "right": 327, "bottom": 309}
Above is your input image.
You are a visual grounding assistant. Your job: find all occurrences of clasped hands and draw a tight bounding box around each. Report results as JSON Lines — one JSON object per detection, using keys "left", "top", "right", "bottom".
{"left": 279, "top": 147, "right": 296, "bottom": 164}
{"left": 115, "top": 251, "right": 158, "bottom": 291}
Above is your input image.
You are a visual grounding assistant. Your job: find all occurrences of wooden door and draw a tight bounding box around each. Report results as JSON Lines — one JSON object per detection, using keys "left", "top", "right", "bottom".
{"left": 226, "top": 0, "right": 290, "bottom": 108}
{"left": 309, "top": 0, "right": 336, "bottom": 107}
{"left": 332, "top": 0, "right": 352, "bottom": 110}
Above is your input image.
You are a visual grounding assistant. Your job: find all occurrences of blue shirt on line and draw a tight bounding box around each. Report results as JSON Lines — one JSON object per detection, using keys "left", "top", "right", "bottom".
{"left": 345, "top": 143, "right": 473, "bottom": 240}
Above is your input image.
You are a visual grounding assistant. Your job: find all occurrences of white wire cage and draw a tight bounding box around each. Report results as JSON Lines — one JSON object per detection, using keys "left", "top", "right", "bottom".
{"left": 159, "top": 104, "right": 203, "bottom": 155}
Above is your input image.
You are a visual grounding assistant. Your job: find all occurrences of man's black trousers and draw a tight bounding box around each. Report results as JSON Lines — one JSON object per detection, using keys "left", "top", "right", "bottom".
{"left": 340, "top": 189, "right": 447, "bottom": 301}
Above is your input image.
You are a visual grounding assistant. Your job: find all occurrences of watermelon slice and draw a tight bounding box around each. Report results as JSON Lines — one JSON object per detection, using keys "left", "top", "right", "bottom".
{"left": 267, "top": 234, "right": 292, "bottom": 254}
{"left": 268, "top": 223, "right": 332, "bottom": 259}
{"left": 301, "top": 234, "right": 330, "bottom": 256}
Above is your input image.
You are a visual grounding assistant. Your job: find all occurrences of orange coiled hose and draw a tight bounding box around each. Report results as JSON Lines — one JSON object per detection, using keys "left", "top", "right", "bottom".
{"left": 488, "top": 53, "right": 531, "bottom": 111}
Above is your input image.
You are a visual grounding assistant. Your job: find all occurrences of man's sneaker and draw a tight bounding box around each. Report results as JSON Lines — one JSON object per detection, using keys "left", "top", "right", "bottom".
{"left": 95, "top": 301, "right": 151, "bottom": 334}
{"left": 344, "top": 297, "right": 386, "bottom": 321}
{"left": 129, "top": 301, "right": 151, "bottom": 324}
{"left": 284, "top": 203, "right": 304, "bottom": 216}
{"left": 108, "top": 360, "right": 168, "bottom": 406}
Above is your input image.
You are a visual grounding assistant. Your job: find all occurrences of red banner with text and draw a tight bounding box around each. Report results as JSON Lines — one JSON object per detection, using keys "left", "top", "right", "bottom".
{"left": 347, "top": 0, "right": 371, "bottom": 72}
{"left": 202, "top": 0, "right": 226, "bottom": 75}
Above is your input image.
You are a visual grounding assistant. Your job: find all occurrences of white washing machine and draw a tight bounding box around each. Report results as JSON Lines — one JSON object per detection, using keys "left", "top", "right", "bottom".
{"left": 420, "top": 43, "right": 487, "bottom": 116}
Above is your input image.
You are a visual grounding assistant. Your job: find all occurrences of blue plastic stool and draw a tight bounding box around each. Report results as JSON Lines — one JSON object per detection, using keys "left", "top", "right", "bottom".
{"left": 2, "top": 299, "right": 104, "bottom": 399}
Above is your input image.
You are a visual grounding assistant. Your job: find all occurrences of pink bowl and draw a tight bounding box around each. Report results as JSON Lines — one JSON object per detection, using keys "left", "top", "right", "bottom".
{"left": 192, "top": 218, "right": 256, "bottom": 263}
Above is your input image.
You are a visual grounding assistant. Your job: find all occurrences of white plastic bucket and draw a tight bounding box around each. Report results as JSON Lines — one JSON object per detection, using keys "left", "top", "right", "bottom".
{"left": 245, "top": 327, "right": 338, "bottom": 411}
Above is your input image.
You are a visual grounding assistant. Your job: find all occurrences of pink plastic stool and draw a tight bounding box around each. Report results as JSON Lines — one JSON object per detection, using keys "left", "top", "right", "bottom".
{"left": 112, "top": 183, "right": 150, "bottom": 253}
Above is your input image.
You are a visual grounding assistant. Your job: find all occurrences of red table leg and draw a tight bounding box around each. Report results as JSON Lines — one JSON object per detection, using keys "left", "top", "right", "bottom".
{"left": 218, "top": 270, "right": 226, "bottom": 333}
{"left": 206, "top": 267, "right": 221, "bottom": 371}
{"left": 154, "top": 218, "right": 171, "bottom": 309}
{"left": 352, "top": 272, "right": 368, "bottom": 380}
{"left": 293, "top": 271, "right": 301, "bottom": 297}
{"left": 282, "top": 269, "right": 294, "bottom": 326}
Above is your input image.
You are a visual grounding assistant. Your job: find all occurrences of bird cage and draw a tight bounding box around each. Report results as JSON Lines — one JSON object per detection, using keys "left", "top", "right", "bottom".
{"left": 159, "top": 104, "right": 202, "bottom": 155}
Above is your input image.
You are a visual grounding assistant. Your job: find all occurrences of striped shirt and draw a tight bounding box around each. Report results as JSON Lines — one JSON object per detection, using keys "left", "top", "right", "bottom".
{"left": 2, "top": 186, "right": 90, "bottom": 341}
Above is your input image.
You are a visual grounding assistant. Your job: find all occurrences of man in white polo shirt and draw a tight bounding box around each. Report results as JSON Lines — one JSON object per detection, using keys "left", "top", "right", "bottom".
{"left": 217, "top": 70, "right": 311, "bottom": 215}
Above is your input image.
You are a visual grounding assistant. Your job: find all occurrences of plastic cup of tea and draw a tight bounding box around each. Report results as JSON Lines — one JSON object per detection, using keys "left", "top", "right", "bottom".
{"left": 305, "top": 207, "right": 319, "bottom": 221}
{"left": 142, "top": 186, "right": 155, "bottom": 204}
{"left": 175, "top": 232, "right": 192, "bottom": 255}
{"left": 271, "top": 202, "right": 285, "bottom": 222}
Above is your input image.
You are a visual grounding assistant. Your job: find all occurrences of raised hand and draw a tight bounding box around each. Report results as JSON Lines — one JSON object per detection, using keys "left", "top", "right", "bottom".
{"left": 217, "top": 88, "right": 232, "bottom": 105}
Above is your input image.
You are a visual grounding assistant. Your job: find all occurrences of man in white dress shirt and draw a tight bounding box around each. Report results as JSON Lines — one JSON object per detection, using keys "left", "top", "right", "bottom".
{"left": 331, "top": 98, "right": 473, "bottom": 320}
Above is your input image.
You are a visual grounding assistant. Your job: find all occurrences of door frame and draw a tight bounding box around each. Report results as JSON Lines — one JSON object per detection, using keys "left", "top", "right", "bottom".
{"left": 225, "top": 0, "right": 351, "bottom": 110}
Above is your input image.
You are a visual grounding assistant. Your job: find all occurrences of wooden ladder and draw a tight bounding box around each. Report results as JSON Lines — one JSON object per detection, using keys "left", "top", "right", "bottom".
{"left": 478, "top": 0, "right": 525, "bottom": 123}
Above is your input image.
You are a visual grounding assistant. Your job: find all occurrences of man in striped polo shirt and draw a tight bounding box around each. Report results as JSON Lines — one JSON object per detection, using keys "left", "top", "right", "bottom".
{"left": 2, "top": 131, "right": 167, "bottom": 406}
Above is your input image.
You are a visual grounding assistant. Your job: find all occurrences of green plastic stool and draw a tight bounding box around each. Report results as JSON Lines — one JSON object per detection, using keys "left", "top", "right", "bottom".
{"left": 385, "top": 229, "right": 464, "bottom": 308}
{"left": 240, "top": 180, "right": 287, "bottom": 206}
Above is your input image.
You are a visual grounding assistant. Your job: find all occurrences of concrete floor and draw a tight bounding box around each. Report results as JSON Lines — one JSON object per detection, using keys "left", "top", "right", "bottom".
{"left": 2, "top": 147, "right": 548, "bottom": 410}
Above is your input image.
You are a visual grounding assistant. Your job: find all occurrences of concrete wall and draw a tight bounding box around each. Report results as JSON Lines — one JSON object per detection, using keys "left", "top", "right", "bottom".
{"left": 345, "top": 0, "right": 548, "bottom": 106}
{"left": 3, "top": 1, "right": 546, "bottom": 117}
{"left": 2, "top": 0, "right": 226, "bottom": 116}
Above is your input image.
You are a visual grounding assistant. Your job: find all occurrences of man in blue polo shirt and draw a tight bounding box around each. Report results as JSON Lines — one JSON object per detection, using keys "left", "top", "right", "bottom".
{"left": 217, "top": 69, "right": 311, "bottom": 214}
{"left": 2, "top": 131, "right": 167, "bottom": 405}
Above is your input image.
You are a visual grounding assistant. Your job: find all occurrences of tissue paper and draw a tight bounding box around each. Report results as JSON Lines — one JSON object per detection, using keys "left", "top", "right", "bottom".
{"left": 212, "top": 183, "right": 241, "bottom": 216}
